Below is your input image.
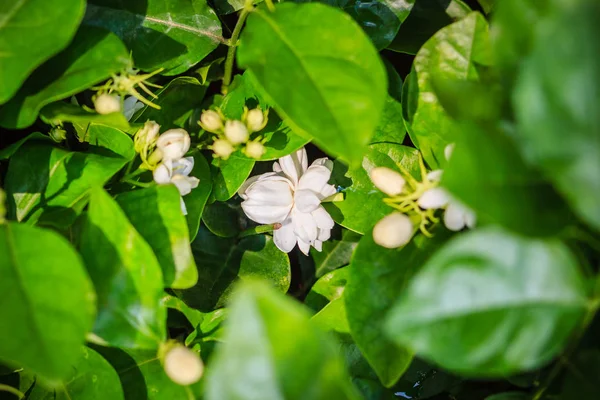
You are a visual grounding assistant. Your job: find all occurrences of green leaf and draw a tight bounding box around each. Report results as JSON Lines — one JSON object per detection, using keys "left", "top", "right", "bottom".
{"left": 477, "top": 0, "right": 494, "bottom": 13}
{"left": 86, "top": 123, "right": 136, "bottom": 160}
{"left": 40, "top": 102, "right": 130, "bottom": 132}
{"left": 0, "top": 223, "right": 95, "bottom": 382}
{"left": 306, "top": 268, "right": 350, "bottom": 334}
{"left": 205, "top": 280, "right": 359, "bottom": 400}
{"left": 0, "top": 0, "right": 85, "bottom": 104}
{"left": 402, "top": 12, "right": 491, "bottom": 169}
{"left": 133, "top": 76, "right": 208, "bottom": 130}
{"left": 443, "top": 123, "right": 574, "bottom": 236}
{"left": 370, "top": 95, "right": 406, "bottom": 144}
{"left": 385, "top": 227, "right": 589, "bottom": 376}
{"left": 324, "top": 143, "right": 421, "bottom": 234}
{"left": 0, "top": 26, "right": 130, "bottom": 129}
{"left": 80, "top": 188, "right": 166, "bottom": 349}
{"left": 84, "top": 0, "right": 223, "bottom": 75}
{"left": 174, "top": 227, "right": 291, "bottom": 312}
{"left": 238, "top": 3, "right": 387, "bottom": 165}
{"left": 345, "top": 231, "right": 451, "bottom": 387}
{"left": 116, "top": 185, "right": 198, "bottom": 289}
{"left": 311, "top": 228, "right": 361, "bottom": 278}
{"left": 202, "top": 201, "right": 243, "bottom": 238}
{"left": 485, "top": 393, "right": 529, "bottom": 400}
{"left": 513, "top": 0, "right": 600, "bottom": 230}
{"left": 4, "top": 138, "right": 130, "bottom": 228}
{"left": 211, "top": 153, "right": 255, "bottom": 202}
{"left": 388, "top": 0, "right": 471, "bottom": 55}
{"left": 185, "top": 152, "right": 213, "bottom": 241}
{"left": 26, "top": 347, "right": 124, "bottom": 400}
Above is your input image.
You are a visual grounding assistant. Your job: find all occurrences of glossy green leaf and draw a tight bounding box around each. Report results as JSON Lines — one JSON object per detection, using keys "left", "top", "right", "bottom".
{"left": 80, "top": 188, "right": 166, "bottom": 349}
{"left": 345, "top": 231, "right": 451, "bottom": 387}
{"left": 133, "top": 76, "right": 207, "bottom": 130}
{"left": 4, "top": 138, "right": 130, "bottom": 228}
{"left": 388, "top": 0, "right": 471, "bottom": 55}
{"left": 385, "top": 227, "right": 589, "bottom": 376}
{"left": 86, "top": 123, "right": 136, "bottom": 160}
{"left": 84, "top": 0, "right": 223, "bottom": 75}
{"left": 0, "top": 0, "right": 85, "bottom": 104}
{"left": 116, "top": 185, "right": 198, "bottom": 289}
{"left": 311, "top": 229, "right": 361, "bottom": 278}
{"left": 211, "top": 153, "right": 255, "bottom": 202}
{"left": 513, "top": 0, "right": 600, "bottom": 230}
{"left": 40, "top": 102, "right": 130, "bottom": 132}
{"left": 185, "top": 152, "right": 213, "bottom": 240}
{"left": 0, "top": 26, "right": 130, "bottom": 129}
{"left": 0, "top": 223, "right": 95, "bottom": 382}
{"left": 371, "top": 95, "right": 406, "bottom": 144}
{"left": 26, "top": 347, "right": 124, "bottom": 400}
{"left": 202, "top": 200, "right": 243, "bottom": 238}
{"left": 402, "top": 12, "right": 491, "bottom": 169}
{"left": 306, "top": 268, "right": 350, "bottom": 334}
{"left": 238, "top": 3, "right": 387, "bottom": 165}
{"left": 174, "top": 227, "right": 291, "bottom": 312}
{"left": 205, "top": 280, "right": 359, "bottom": 400}
{"left": 324, "top": 143, "right": 420, "bottom": 234}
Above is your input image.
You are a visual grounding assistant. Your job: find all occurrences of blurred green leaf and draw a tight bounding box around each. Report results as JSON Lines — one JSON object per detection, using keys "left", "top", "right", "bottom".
{"left": 0, "top": 26, "right": 130, "bottom": 129}
{"left": 324, "top": 143, "right": 420, "bottom": 234}
{"left": 205, "top": 280, "right": 360, "bottom": 400}
{"left": 0, "top": 223, "right": 95, "bottom": 382}
{"left": 311, "top": 229, "right": 361, "bottom": 278}
{"left": 175, "top": 227, "right": 291, "bottom": 312}
{"left": 0, "top": 0, "right": 85, "bottom": 104}
{"left": 40, "top": 102, "right": 130, "bottom": 132}
{"left": 385, "top": 227, "right": 589, "bottom": 376}
{"left": 84, "top": 0, "right": 223, "bottom": 75}
{"left": 116, "top": 185, "right": 198, "bottom": 289}
{"left": 80, "top": 188, "right": 166, "bottom": 348}
{"left": 238, "top": 3, "right": 387, "bottom": 165}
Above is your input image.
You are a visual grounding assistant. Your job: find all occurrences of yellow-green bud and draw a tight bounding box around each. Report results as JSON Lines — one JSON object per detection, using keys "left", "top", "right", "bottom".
{"left": 213, "top": 139, "right": 234, "bottom": 159}
{"left": 369, "top": 167, "right": 406, "bottom": 196}
{"left": 224, "top": 120, "right": 249, "bottom": 144}
{"left": 94, "top": 93, "right": 121, "bottom": 114}
{"left": 49, "top": 127, "right": 67, "bottom": 143}
{"left": 163, "top": 345, "right": 204, "bottom": 386}
{"left": 373, "top": 212, "right": 413, "bottom": 249}
{"left": 245, "top": 141, "right": 266, "bottom": 159}
{"left": 246, "top": 108, "right": 265, "bottom": 132}
{"left": 200, "top": 110, "right": 223, "bottom": 132}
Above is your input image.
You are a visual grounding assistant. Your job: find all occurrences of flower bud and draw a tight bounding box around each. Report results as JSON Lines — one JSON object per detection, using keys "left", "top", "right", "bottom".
{"left": 245, "top": 141, "right": 265, "bottom": 159}
{"left": 369, "top": 167, "right": 405, "bottom": 196}
{"left": 200, "top": 110, "right": 223, "bottom": 132}
{"left": 417, "top": 187, "right": 450, "bottom": 210}
{"left": 444, "top": 143, "right": 455, "bottom": 161}
{"left": 246, "top": 108, "right": 265, "bottom": 132}
{"left": 156, "top": 129, "right": 191, "bottom": 161}
{"left": 224, "top": 120, "right": 249, "bottom": 144}
{"left": 163, "top": 345, "right": 204, "bottom": 386}
{"left": 135, "top": 121, "right": 160, "bottom": 153}
{"left": 146, "top": 148, "right": 164, "bottom": 168}
{"left": 49, "top": 127, "right": 67, "bottom": 143}
{"left": 373, "top": 212, "right": 413, "bottom": 249}
{"left": 212, "top": 139, "right": 234, "bottom": 159}
{"left": 94, "top": 93, "right": 121, "bottom": 115}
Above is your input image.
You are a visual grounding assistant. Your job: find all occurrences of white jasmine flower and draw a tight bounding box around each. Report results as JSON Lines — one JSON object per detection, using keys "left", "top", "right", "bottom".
{"left": 212, "top": 139, "right": 234, "bottom": 159}
{"left": 123, "top": 96, "right": 144, "bottom": 121}
{"left": 153, "top": 157, "right": 199, "bottom": 215}
{"left": 163, "top": 345, "right": 204, "bottom": 386}
{"left": 246, "top": 108, "right": 265, "bottom": 132}
{"left": 369, "top": 167, "right": 406, "bottom": 196}
{"left": 224, "top": 120, "right": 249, "bottom": 144}
{"left": 156, "top": 129, "right": 190, "bottom": 161}
{"left": 238, "top": 148, "right": 337, "bottom": 255}
{"left": 94, "top": 93, "right": 121, "bottom": 114}
{"left": 200, "top": 110, "right": 223, "bottom": 132}
{"left": 373, "top": 212, "right": 414, "bottom": 249}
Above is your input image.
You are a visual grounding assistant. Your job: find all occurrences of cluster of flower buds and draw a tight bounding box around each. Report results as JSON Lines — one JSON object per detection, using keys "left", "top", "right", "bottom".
{"left": 199, "top": 106, "right": 269, "bottom": 160}
{"left": 370, "top": 144, "right": 476, "bottom": 249}
{"left": 160, "top": 342, "right": 204, "bottom": 386}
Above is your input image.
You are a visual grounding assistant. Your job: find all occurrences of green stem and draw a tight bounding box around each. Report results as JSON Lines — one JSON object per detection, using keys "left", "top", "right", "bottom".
{"left": 0, "top": 384, "right": 24, "bottom": 399}
{"left": 238, "top": 224, "right": 276, "bottom": 238}
{"left": 121, "top": 168, "right": 146, "bottom": 182}
{"left": 221, "top": 3, "right": 253, "bottom": 95}
{"left": 123, "top": 179, "right": 153, "bottom": 188}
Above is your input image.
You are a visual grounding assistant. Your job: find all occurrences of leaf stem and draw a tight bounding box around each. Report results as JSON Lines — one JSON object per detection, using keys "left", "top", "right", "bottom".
{"left": 0, "top": 384, "right": 24, "bottom": 399}
{"left": 123, "top": 179, "right": 153, "bottom": 188}
{"left": 221, "top": 2, "right": 253, "bottom": 95}
{"left": 121, "top": 168, "right": 146, "bottom": 182}
{"left": 238, "top": 224, "right": 277, "bottom": 238}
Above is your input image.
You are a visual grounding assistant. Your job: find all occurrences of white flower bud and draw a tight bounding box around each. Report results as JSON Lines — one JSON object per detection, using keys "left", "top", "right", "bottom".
{"left": 200, "top": 110, "right": 223, "bottom": 132}
{"left": 417, "top": 187, "right": 450, "bottom": 210}
{"left": 245, "top": 141, "right": 265, "bottom": 159}
{"left": 156, "top": 129, "right": 191, "bottom": 161}
{"left": 213, "top": 139, "right": 234, "bottom": 159}
{"left": 369, "top": 167, "right": 405, "bottom": 196}
{"left": 246, "top": 108, "right": 265, "bottom": 132}
{"left": 373, "top": 212, "right": 414, "bottom": 249}
{"left": 224, "top": 120, "right": 249, "bottom": 144}
{"left": 94, "top": 94, "right": 121, "bottom": 114}
{"left": 163, "top": 345, "right": 204, "bottom": 386}
{"left": 444, "top": 143, "right": 455, "bottom": 161}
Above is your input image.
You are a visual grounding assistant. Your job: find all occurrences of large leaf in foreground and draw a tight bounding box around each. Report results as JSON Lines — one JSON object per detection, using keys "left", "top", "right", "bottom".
{"left": 238, "top": 3, "right": 387, "bottom": 165}
{"left": 0, "top": 223, "right": 95, "bottom": 382}
{"left": 385, "top": 227, "right": 589, "bottom": 376}
{"left": 0, "top": 0, "right": 85, "bottom": 104}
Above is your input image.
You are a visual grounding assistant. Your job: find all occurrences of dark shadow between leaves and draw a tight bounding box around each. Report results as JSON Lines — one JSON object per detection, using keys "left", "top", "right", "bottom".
{"left": 89, "top": 345, "right": 148, "bottom": 400}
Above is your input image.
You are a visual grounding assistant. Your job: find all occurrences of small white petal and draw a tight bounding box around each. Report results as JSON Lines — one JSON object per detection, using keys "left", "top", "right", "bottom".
{"left": 278, "top": 148, "right": 308, "bottom": 185}
{"left": 171, "top": 175, "right": 199, "bottom": 196}
{"left": 243, "top": 177, "right": 294, "bottom": 206}
{"left": 273, "top": 161, "right": 282, "bottom": 173}
{"left": 312, "top": 240, "right": 323, "bottom": 252}
{"left": 317, "top": 227, "right": 331, "bottom": 242}
{"left": 373, "top": 213, "right": 414, "bottom": 249}
{"left": 311, "top": 158, "right": 333, "bottom": 171}
{"left": 427, "top": 169, "right": 443, "bottom": 183}
{"left": 237, "top": 172, "right": 279, "bottom": 199}
{"left": 123, "top": 96, "right": 143, "bottom": 121}
{"left": 242, "top": 202, "right": 292, "bottom": 224}
{"left": 293, "top": 209, "right": 318, "bottom": 243}
{"left": 273, "top": 220, "right": 297, "bottom": 253}
{"left": 297, "top": 239, "right": 311, "bottom": 256}
{"left": 444, "top": 202, "right": 467, "bottom": 231}
{"left": 153, "top": 161, "right": 173, "bottom": 184}
{"left": 318, "top": 184, "right": 337, "bottom": 200}
{"left": 444, "top": 143, "right": 455, "bottom": 161}
{"left": 311, "top": 206, "right": 334, "bottom": 230}
{"left": 180, "top": 197, "right": 188, "bottom": 215}
{"left": 157, "top": 129, "right": 191, "bottom": 161}
{"left": 418, "top": 187, "right": 450, "bottom": 209}
{"left": 465, "top": 208, "right": 477, "bottom": 229}
{"left": 297, "top": 165, "right": 332, "bottom": 195}
{"left": 369, "top": 167, "right": 406, "bottom": 196}
{"left": 173, "top": 157, "right": 194, "bottom": 176}
{"left": 294, "top": 189, "right": 321, "bottom": 213}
